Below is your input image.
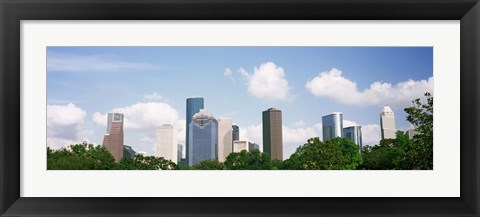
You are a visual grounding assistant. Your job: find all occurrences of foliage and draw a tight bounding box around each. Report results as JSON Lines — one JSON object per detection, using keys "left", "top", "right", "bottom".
{"left": 118, "top": 154, "right": 178, "bottom": 170}
{"left": 47, "top": 142, "right": 178, "bottom": 170}
{"left": 190, "top": 160, "right": 225, "bottom": 170}
{"left": 401, "top": 92, "right": 433, "bottom": 169}
{"left": 359, "top": 131, "right": 408, "bottom": 170}
{"left": 359, "top": 92, "right": 433, "bottom": 170}
{"left": 224, "top": 149, "right": 273, "bottom": 170}
{"left": 284, "top": 137, "right": 362, "bottom": 170}
{"left": 47, "top": 142, "right": 116, "bottom": 170}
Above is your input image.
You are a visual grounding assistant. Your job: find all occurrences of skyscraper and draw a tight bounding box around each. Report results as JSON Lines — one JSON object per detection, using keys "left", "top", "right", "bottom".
{"left": 262, "top": 108, "right": 283, "bottom": 161}
{"left": 123, "top": 145, "right": 136, "bottom": 158}
{"left": 322, "top": 112, "right": 343, "bottom": 141}
{"left": 343, "top": 126, "right": 363, "bottom": 151}
{"left": 102, "top": 113, "right": 124, "bottom": 162}
{"left": 156, "top": 124, "right": 178, "bottom": 163}
{"left": 186, "top": 97, "right": 204, "bottom": 166}
{"left": 380, "top": 106, "right": 396, "bottom": 139}
{"left": 177, "top": 144, "right": 183, "bottom": 163}
{"left": 217, "top": 118, "right": 233, "bottom": 162}
{"left": 232, "top": 125, "right": 239, "bottom": 141}
{"left": 233, "top": 140, "right": 259, "bottom": 153}
{"left": 189, "top": 109, "right": 218, "bottom": 166}
{"left": 406, "top": 128, "right": 418, "bottom": 139}
{"left": 107, "top": 113, "right": 124, "bottom": 133}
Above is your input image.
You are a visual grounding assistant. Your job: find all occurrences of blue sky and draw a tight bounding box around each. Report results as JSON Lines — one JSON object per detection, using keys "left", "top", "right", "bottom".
{"left": 46, "top": 47, "right": 433, "bottom": 159}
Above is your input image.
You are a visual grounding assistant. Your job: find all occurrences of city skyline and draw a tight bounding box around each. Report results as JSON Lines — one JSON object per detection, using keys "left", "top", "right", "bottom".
{"left": 46, "top": 47, "right": 433, "bottom": 159}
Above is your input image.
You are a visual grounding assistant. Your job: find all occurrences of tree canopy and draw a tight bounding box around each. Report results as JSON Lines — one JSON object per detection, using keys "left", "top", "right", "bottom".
{"left": 284, "top": 137, "right": 362, "bottom": 170}
{"left": 360, "top": 92, "right": 433, "bottom": 170}
{"left": 402, "top": 92, "right": 433, "bottom": 169}
{"left": 190, "top": 159, "right": 225, "bottom": 170}
{"left": 224, "top": 149, "right": 273, "bottom": 170}
{"left": 48, "top": 142, "right": 177, "bottom": 170}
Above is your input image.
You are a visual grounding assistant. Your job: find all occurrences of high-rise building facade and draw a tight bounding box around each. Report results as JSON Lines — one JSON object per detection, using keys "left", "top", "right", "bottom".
{"left": 322, "top": 112, "right": 343, "bottom": 141}
{"left": 185, "top": 97, "right": 204, "bottom": 166}
{"left": 343, "top": 126, "right": 363, "bottom": 151}
{"left": 107, "top": 113, "right": 124, "bottom": 134}
{"left": 406, "top": 129, "right": 418, "bottom": 139}
{"left": 262, "top": 108, "right": 283, "bottom": 161}
{"left": 188, "top": 109, "right": 218, "bottom": 166}
{"left": 233, "top": 140, "right": 259, "bottom": 153}
{"left": 102, "top": 113, "right": 124, "bottom": 162}
{"left": 123, "top": 145, "right": 136, "bottom": 158}
{"left": 232, "top": 125, "right": 240, "bottom": 141}
{"left": 156, "top": 124, "right": 178, "bottom": 163}
{"left": 380, "top": 106, "right": 396, "bottom": 139}
{"left": 217, "top": 118, "right": 233, "bottom": 162}
{"left": 177, "top": 144, "right": 183, "bottom": 163}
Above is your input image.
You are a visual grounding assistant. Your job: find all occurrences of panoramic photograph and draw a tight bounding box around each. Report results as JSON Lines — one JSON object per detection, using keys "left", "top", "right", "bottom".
{"left": 46, "top": 47, "right": 433, "bottom": 170}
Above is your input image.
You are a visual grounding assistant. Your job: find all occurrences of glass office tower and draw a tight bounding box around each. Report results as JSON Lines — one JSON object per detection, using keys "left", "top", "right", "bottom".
{"left": 232, "top": 125, "right": 240, "bottom": 142}
{"left": 322, "top": 112, "right": 343, "bottom": 141}
{"left": 343, "top": 126, "right": 363, "bottom": 151}
{"left": 188, "top": 109, "right": 218, "bottom": 166}
{"left": 186, "top": 97, "right": 204, "bottom": 166}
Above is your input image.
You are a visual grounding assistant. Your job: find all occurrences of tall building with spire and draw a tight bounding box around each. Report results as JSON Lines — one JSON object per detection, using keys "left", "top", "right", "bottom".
{"left": 103, "top": 112, "right": 124, "bottom": 162}
{"left": 217, "top": 118, "right": 233, "bottom": 162}
{"left": 189, "top": 109, "right": 218, "bottom": 166}
{"left": 322, "top": 112, "right": 343, "bottom": 141}
{"left": 186, "top": 97, "right": 204, "bottom": 166}
{"left": 262, "top": 108, "right": 283, "bottom": 160}
{"left": 380, "top": 106, "right": 396, "bottom": 139}
{"left": 156, "top": 124, "right": 178, "bottom": 163}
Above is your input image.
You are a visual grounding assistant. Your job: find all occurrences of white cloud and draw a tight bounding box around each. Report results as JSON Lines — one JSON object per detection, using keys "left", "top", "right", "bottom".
{"left": 239, "top": 123, "right": 263, "bottom": 148}
{"left": 144, "top": 92, "right": 163, "bottom": 101}
{"left": 92, "top": 102, "right": 179, "bottom": 130}
{"left": 176, "top": 119, "right": 186, "bottom": 146}
{"left": 47, "top": 103, "right": 89, "bottom": 149}
{"left": 305, "top": 68, "right": 433, "bottom": 106}
{"left": 223, "top": 68, "right": 236, "bottom": 83}
{"left": 47, "top": 52, "right": 157, "bottom": 72}
{"left": 343, "top": 119, "right": 359, "bottom": 128}
{"left": 362, "top": 124, "right": 382, "bottom": 145}
{"left": 239, "top": 62, "right": 292, "bottom": 100}
{"left": 224, "top": 68, "right": 233, "bottom": 77}
{"left": 292, "top": 121, "right": 306, "bottom": 127}
{"left": 140, "top": 135, "right": 154, "bottom": 143}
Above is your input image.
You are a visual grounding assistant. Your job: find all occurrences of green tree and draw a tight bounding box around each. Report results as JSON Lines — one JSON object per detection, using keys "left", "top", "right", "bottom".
{"left": 285, "top": 137, "right": 362, "bottom": 170}
{"left": 47, "top": 142, "right": 116, "bottom": 170}
{"left": 224, "top": 149, "right": 272, "bottom": 170}
{"left": 48, "top": 142, "right": 178, "bottom": 170}
{"left": 360, "top": 131, "right": 408, "bottom": 170}
{"left": 118, "top": 154, "right": 178, "bottom": 170}
{"left": 190, "top": 160, "right": 225, "bottom": 170}
{"left": 401, "top": 92, "right": 433, "bottom": 169}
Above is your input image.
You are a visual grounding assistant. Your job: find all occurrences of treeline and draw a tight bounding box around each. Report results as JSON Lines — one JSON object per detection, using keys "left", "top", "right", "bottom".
{"left": 47, "top": 143, "right": 177, "bottom": 170}
{"left": 47, "top": 138, "right": 362, "bottom": 170}
{"left": 361, "top": 92, "right": 433, "bottom": 170}
{"left": 47, "top": 92, "right": 433, "bottom": 170}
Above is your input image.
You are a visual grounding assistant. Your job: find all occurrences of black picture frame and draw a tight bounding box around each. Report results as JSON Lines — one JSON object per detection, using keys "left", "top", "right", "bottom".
{"left": 1, "top": 0, "right": 479, "bottom": 216}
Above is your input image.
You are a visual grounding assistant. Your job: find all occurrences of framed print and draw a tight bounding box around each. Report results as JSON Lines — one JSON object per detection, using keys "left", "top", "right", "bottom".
{"left": 1, "top": 0, "right": 479, "bottom": 216}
